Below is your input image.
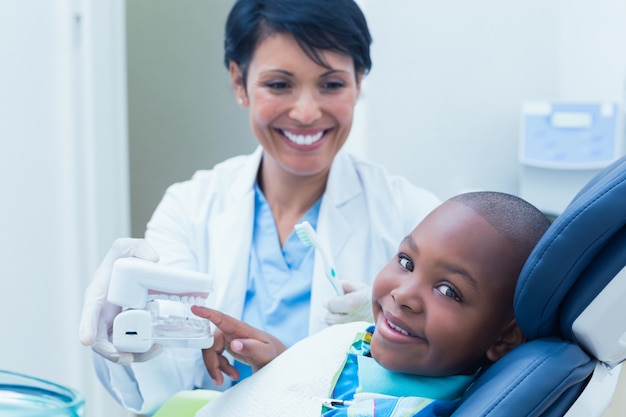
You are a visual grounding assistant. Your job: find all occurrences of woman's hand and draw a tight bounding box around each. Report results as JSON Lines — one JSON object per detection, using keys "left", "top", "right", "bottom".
{"left": 191, "top": 306, "right": 287, "bottom": 386}
{"left": 79, "top": 238, "right": 162, "bottom": 365}
{"left": 324, "top": 280, "right": 374, "bottom": 325}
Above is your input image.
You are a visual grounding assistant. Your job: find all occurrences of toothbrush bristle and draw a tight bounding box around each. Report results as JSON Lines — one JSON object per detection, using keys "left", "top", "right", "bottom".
{"left": 295, "top": 224, "right": 313, "bottom": 246}
{"left": 293, "top": 221, "right": 343, "bottom": 296}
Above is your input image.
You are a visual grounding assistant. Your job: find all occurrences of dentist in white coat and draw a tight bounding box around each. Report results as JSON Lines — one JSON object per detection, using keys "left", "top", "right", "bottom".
{"left": 79, "top": 0, "right": 440, "bottom": 415}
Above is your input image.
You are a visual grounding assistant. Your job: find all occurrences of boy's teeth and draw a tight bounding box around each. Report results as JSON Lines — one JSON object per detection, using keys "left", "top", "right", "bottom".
{"left": 282, "top": 130, "right": 324, "bottom": 145}
{"left": 388, "top": 319, "right": 410, "bottom": 336}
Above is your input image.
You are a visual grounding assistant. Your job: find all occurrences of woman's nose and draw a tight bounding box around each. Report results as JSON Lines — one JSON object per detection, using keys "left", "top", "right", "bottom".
{"left": 289, "top": 90, "right": 322, "bottom": 124}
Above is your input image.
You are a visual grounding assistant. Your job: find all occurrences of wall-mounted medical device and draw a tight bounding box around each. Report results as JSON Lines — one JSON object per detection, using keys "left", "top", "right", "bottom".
{"left": 519, "top": 101, "right": 623, "bottom": 216}
{"left": 107, "top": 258, "right": 215, "bottom": 353}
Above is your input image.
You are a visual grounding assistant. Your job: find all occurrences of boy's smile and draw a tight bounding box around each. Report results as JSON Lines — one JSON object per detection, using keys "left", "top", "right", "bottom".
{"left": 379, "top": 311, "right": 423, "bottom": 340}
{"left": 370, "top": 200, "right": 522, "bottom": 377}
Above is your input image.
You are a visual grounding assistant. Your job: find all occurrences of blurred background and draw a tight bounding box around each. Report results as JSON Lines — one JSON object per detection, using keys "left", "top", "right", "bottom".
{"left": 1, "top": 0, "right": 625, "bottom": 416}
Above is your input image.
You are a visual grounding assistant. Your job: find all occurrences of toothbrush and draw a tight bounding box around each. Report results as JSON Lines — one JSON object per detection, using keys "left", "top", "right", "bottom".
{"left": 294, "top": 221, "right": 344, "bottom": 295}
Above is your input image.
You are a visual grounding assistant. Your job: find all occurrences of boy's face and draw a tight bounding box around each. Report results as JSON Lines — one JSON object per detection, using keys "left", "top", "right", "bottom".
{"left": 370, "top": 200, "right": 520, "bottom": 377}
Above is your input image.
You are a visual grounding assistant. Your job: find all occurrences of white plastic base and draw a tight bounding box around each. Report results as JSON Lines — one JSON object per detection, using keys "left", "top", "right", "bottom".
{"left": 113, "top": 308, "right": 214, "bottom": 353}
{"left": 564, "top": 362, "right": 622, "bottom": 417}
{"left": 572, "top": 265, "right": 626, "bottom": 367}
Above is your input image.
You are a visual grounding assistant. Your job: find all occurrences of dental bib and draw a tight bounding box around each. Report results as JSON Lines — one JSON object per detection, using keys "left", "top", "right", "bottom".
{"left": 195, "top": 321, "right": 369, "bottom": 417}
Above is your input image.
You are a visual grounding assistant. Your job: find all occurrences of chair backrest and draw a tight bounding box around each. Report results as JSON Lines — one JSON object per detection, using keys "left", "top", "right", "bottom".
{"left": 452, "top": 155, "right": 626, "bottom": 417}
{"left": 515, "top": 155, "right": 626, "bottom": 347}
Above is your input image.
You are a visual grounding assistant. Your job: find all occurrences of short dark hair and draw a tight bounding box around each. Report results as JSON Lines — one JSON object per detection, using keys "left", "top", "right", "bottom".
{"left": 224, "top": 0, "right": 372, "bottom": 85}
{"left": 450, "top": 191, "right": 551, "bottom": 270}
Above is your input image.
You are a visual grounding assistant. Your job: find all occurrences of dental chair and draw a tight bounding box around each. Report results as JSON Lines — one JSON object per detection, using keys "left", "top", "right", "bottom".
{"left": 452, "top": 154, "right": 626, "bottom": 416}
{"left": 155, "top": 155, "right": 626, "bottom": 417}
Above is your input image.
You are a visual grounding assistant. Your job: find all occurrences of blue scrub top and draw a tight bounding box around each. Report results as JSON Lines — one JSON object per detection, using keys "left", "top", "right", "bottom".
{"left": 234, "top": 181, "right": 321, "bottom": 382}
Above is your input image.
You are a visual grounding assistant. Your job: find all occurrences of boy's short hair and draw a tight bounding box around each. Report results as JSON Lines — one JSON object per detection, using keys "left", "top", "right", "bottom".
{"left": 450, "top": 191, "right": 551, "bottom": 270}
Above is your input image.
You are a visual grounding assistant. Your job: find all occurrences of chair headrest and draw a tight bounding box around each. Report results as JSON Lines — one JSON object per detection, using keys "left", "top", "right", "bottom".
{"left": 514, "top": 155, "right": 626, "bottom": 344}
{"left": 452, "top": 338, "right": 594, "bottom": 417}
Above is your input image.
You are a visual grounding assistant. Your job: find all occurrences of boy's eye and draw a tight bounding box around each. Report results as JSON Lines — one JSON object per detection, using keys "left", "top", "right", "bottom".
{"left": 436, "top": 284, "right": 462, "bottom": 302}
{"left": 398, "top": 254, "right": 414, "bottom": 271}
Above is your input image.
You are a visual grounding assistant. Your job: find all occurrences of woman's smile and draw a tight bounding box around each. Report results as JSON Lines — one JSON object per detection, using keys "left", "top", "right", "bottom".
{"left": 279, "top": 128, "right": 328, "bottom": 147}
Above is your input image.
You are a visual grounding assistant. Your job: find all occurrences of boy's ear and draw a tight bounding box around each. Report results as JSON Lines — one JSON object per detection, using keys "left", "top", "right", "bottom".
{"left": 485, "top": 318, "right": 526, "bottom": 363}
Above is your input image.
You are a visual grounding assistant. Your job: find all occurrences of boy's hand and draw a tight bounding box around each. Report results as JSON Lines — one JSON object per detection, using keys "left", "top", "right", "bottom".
{"left": 191, "top": 306, "right": 286, "bottom": 386}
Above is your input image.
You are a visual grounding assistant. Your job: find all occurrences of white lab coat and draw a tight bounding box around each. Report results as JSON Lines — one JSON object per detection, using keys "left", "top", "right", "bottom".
{"left": 93, "top": 146, "right": 441, "bottom": 415}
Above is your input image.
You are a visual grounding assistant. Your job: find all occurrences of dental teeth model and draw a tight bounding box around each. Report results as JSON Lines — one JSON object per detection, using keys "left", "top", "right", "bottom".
{"left": 107, "top": 257, "right": 215, "bottom": 353}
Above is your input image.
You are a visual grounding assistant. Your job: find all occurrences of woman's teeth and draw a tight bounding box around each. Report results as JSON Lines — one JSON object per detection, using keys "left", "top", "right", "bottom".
{"left": 387, "top": 319, "right": 411, "bottom": 336}
{"left": 282, "top": 130, "right": 324, "bottom": 145}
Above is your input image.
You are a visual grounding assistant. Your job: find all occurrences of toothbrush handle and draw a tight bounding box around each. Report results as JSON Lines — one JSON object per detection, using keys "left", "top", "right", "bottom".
{"left": 326, "top": 268, "right": 344, "bottom": 296}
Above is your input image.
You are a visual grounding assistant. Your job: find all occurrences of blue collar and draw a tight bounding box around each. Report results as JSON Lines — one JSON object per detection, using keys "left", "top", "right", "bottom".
{"left": 352, "top": 325, "right": 476, "bottom": 399}
{"left": 356, "top": 355, "right": 475, "bottom": 399}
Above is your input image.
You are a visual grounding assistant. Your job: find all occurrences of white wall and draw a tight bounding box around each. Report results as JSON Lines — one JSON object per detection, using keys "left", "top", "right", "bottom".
{"left": 557, "top": 0, "right": 626, "bottom": 102}
{"left": 0, "top": 1, "right": 132, "bottom": 416}
{"left": 126, "top": 0, "right": 255, "bottom": 238}
{"left": 352, "top": 0, "right": 626, "bottom": 203}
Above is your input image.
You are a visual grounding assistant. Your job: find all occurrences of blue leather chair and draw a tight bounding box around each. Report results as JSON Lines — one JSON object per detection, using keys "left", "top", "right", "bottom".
{"left": 452, "top": 155, "right": 626, "bottom": 416}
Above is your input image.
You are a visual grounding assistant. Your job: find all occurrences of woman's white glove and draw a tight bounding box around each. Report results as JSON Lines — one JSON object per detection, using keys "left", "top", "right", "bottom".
{"left": 79, "top": 238, "right": 162, "bottom": 365}
{"left": 323, "top": 280, "right": 374, "bottom": 325}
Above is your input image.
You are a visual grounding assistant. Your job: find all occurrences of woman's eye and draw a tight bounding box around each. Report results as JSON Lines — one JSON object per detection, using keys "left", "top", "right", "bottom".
{"left": 398, "top": 254, "right": 414, "bottom": 271}
{"left": 265, "top": 81, "right": 290, "bottom": 90}
{"left": 436, "top": 284, "right": 462, "bottom": 302}
{"left": 321, "top": 81, "right": 345, "bottom": 91}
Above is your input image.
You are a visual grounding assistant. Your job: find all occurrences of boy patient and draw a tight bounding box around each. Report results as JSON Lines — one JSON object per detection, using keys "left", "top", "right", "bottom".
{"left": 190, "top": 191, "right": 551, "bottom": 417}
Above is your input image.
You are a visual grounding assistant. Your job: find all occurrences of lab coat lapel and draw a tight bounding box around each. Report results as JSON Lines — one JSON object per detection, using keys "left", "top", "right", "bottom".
{"left": 208, "top": 147, "right": 261, "bottom": 319}
{"left": 322, "top": 150, "right": 361, "bottom": 251}
{"left": 308, "top": 150, "right": 361, "bottom": 334}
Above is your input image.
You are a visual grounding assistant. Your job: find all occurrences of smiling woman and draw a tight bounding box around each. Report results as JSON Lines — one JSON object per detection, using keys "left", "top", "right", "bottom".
{"left": 79, "top": 0, "right": 441, "bottom": 415}
{"left": 232, "top": 33, "right": 363, "bottom": 211}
